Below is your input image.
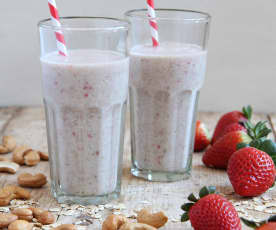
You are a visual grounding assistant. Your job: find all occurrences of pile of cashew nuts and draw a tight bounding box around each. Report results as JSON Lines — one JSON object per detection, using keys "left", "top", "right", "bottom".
{"left": 102, "top": 208, "right": 168, "bottom": 230}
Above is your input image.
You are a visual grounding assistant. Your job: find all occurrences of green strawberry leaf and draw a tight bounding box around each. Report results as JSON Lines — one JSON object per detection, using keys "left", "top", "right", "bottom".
{"left": 181, "top": 212, "right": 189, "bottom": 222}
{"left": 187, "top": 193, "right": 198, "bottom": 202}
{"left": 251, "top": 139, "right": 276, "bottom": 166}
{"left": 237, "top": 142, "right": 249, "bottom": 150}
{"left": 199, "top": 186, "right": 209, "bottom": 198}
{"left": 181, "top": 203, "right": 194, "bottom": 212}
{"left": 199, "top": 186, "right": 216, "bottom": 198}
{"left": 245, "top": 121, "right": 271, "bottom": 141}
{"left": 268, "top": 215, "right": 276, "bottom": 222}
{"left": 242, "top": 105, "right": 253, "bottom": 120}
{"left": 241, "top": 217, "right": 258, "bottom": 228}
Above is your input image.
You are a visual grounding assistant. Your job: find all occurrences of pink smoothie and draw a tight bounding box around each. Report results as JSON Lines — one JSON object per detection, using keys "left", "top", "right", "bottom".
{"left": 41, "top": 49, "right": 129, "bottom": 196}
{"left": 130, "top": 42, "right": 207, "bottom": 172}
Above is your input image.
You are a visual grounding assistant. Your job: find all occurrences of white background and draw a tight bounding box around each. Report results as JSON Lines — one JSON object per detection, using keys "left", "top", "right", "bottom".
{"left": 0, "top": 0, "right": 275, "bottom": 112}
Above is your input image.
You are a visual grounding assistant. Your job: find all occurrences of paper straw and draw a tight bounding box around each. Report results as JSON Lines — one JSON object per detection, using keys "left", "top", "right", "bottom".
{"left": 146, "top": 0, "right": 159, "bottom": 47}
{"left": 48, "top": 0, "right": 68, "bottom": 56}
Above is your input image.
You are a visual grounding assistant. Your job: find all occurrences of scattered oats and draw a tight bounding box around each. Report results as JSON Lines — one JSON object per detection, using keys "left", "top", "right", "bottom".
{"left": 0, "top": 207, "right": 9, "bottom": 212}
{"left": 265, "top": 209, "right": 273, "bottom": 214}
{"left": 77, "top": 207, "right": 86, "bottom": 211}
{"left": 77, "top": 226, "right": 87, "bottom": 230}
{"left": 254, "top": 205, "right": 266, "bottom": 212}
{"left": 61, "top": 209, "right": 79, "bottom": 216}
{"left": 253, "top": 198, "right": 261, "bottom": 203}
{"left": 235, "top": 207, "right": 243, "bottom": 212}
{"left": 126, "top": 214, "right": 137, "bottom": 219}
{"left": 170, "top": 218, "right": 180, "bottom": 223}
{"left": 75, "top": 220, "right": 84, "bottom": 225}
{"left": 33, "top": 227, "right": 42, "bottom": 230}
{"left": 113, "top": 211, "right": 121, "bottom": 215}
{"left": 241, "top": 201, "right": 249, "bottom": 205}
{"left": 104, "top": 204, "right": 113, "bottom": 209}
{"left": 60, "top": 204, "right": 68, "bottom": 208}
{"left": 68, "top": 204, "right": 79, "bottom": 210}
{"left": 261, "top": 195, "right": 271, "bottom": 201}
{"left": 92, "top": 214, "right": 102, "bottom": 219}
{"left": 49, "top": 207, "right": 61, "bottom": 212}
{"left": 98, "top": 205, "right": 104, "bottom": 211}
{"left": 140, "top": 200, "right": 151, "bottom": 204}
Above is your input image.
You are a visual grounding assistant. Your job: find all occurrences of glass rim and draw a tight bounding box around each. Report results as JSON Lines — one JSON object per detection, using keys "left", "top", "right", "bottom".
{"left": 38, "top": 16, "right": 129, "bottom": 31}
{"left": 125, "top": 8, "right": 211, "bottom": 22}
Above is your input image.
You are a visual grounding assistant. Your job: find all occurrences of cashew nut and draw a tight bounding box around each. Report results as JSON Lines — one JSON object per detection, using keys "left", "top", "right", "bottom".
{"left": 36, "top": 211, "right": 55, "bottom": 225}
{"left": 12, "top": 146, "right": 31, "bottom": 165}
{"left": 0, "top": 162, "right": 19, "bottom": 174}
{"left": 0, "top": 187, "right": 14, "bottom": 206}
{"left": 24, "top": 151, "right": 40, "bottom": 166}
{"left": 8, "top": 220, "right": 33, "bottom": 230}
{"left": 52, "top": 224, "right": 77, "bottom": 230}
{"left": 18, "top": 173, "right": 47, "bottom": 188}
{"left": 10, "top": 186, "right": 31, "bottom": 200}
{"left": 0, "top": 157, "right": 10, "bottom": 161}
{"left": 137, "top": 208, "right": 168, "bottom": 228}
{"left": 119, "top": 223, "right": 157, "bottom": 230}
{"left": 0, "top": 145, "right": 9, "bottom": 154}
{"left": 102, "top": 214, "right": 129, "bottom": 230}
{"left": 28, "top": 207, "right": 44, "bottom": 218}
{"left": 38, "top": 151, "right": 49, "bottom": 161}
{"left": 2, "top": 136, "right": 16, "bottom": 152}
{"left": 12, "top": 208, "right": 33, "bottom": 221}
{"left": 0, "top": 185, "right": 31, "bottom": 206}
{"left": 0, "top": 213, "right": 18, "bottom": 228}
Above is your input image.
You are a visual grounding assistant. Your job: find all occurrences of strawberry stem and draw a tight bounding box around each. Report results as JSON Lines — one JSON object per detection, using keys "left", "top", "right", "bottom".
{"left": 244, "top": 121, "right": 271, "bottom": 141}
{"left": 242, "top": 105, "right": 253, "bottom": 120}
{"left": 181, "top": 186, "right": 217, "bottom": 222}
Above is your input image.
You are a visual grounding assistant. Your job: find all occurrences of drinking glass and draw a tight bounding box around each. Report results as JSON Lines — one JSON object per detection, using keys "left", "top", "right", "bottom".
{"left": 125, "top": 9, "right": 211, "bottom": 182}
{"left": 38, "top": 17, "right": 129, "bottom": 204}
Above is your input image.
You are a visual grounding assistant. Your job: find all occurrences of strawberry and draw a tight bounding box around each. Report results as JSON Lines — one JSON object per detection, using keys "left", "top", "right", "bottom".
{"left": 181, "top": 186, "right": 241, "bottom": 230}
{"left": 221, "top": 122, "right": 246, "bottom": 136}
{"left": 203, "top": 121, "right": 271, "bottom": 169}
{"left": 227, "top": 147, "right": 275, "bottom": 197}
{"left": 203, "top": 131, "right": 252, "bottom": 169}
{"left": 212, "top": 105, "right": 252, "bottom": 144}
{"left": 194, "top": 120, "right": 211, "bottom": 152}
{"left": 242, "top": 215, "right": 276, "bottom": 230}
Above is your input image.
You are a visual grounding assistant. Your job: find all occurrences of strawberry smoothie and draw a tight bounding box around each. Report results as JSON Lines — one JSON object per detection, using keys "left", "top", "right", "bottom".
{"left": 130, "top": 42, "right": 207, "bottom": 180}
{"left": 41, "top": 49, "right": 129, "bottom": 201}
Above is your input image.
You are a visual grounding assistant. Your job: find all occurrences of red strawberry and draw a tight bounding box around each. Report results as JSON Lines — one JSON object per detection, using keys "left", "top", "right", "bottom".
{"left": 181, "top": 186, "right": 241, "bottom": 230}
{"left": 227, "top": 147, "right": 275, "bottom": 197}
{"left": 242, "top": 215, "right": 276, "bottom": 230}
{"left": 257, "top": 223, "right": 276, "bottom": 230}
{"left": 194, "top": 120, "right": 211, "bottom": 152}
{"left": 212, "top": 106, "right": 252, "bottom": 144}
{"left": 203, "top": 131, "right": 252, "bottom": 169}
{"left": 220, "top": 122, "right": 246, "bottom": 137}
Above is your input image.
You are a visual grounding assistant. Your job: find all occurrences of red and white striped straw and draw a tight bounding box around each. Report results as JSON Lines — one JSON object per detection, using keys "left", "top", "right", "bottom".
{"left": 146, "top": 0, "right": 159, "bottom": 47}
{"left": 48, "top": 0, "right": 68, "bottom": 56}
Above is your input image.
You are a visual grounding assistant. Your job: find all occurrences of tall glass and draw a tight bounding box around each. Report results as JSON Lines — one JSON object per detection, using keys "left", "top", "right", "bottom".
{"left": 38, "top": 17, "right": 129, "bottom": 204}
{"left": 126, "top": 9, "right": 211, "bottom": 182}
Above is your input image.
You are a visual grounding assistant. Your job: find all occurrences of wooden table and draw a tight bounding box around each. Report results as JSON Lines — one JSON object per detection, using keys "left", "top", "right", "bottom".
{"left": 0, "top": 107, "right": 276, "bottom": 229}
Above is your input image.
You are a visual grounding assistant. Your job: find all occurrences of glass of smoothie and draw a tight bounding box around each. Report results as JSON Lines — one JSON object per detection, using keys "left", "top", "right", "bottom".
{"left": 38, "top": 17, "right": 129, "bottom": 204}
{"left": 125, "top": 9, "right": 211, "bottom": 182}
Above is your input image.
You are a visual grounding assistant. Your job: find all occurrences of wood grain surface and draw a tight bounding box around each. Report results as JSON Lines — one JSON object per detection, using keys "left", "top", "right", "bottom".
{"left": 0, "top": 107, "right": 275, "bottom": 229}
